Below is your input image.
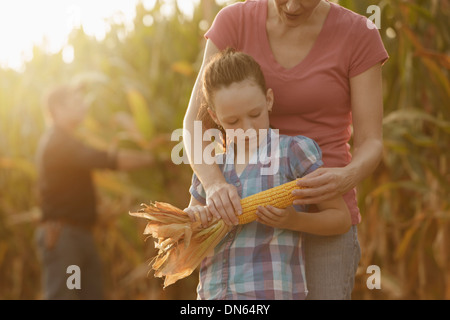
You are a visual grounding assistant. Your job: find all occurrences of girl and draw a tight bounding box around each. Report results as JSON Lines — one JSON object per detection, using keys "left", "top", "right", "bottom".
{"left": 184, "top": 48, "right": 351, "bottom": 300}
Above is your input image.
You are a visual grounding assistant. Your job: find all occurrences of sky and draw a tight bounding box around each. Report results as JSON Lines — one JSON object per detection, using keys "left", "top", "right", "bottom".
{"left": 0, "top": 0, "right": 201, "bottom": 71}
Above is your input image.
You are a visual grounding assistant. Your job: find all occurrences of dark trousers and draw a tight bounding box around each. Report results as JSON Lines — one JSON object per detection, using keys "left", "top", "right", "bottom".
{"left": 35, "top": 223, "right": 104, "bottom": 300}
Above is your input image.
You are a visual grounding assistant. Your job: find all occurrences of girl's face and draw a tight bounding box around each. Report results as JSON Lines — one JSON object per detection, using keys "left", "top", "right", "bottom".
{"left": 208, "top": 79, "right": 273, "bottom": 144}
{"left": 272, "top": 0, "right": 322, "bottom": 27}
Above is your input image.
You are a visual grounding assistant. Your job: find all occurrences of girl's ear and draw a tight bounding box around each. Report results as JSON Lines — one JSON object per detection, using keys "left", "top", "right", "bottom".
{"left": 266, "top": 88, "right": 274, "bottom": 113}
{"left": 207, "top": 107, "right": 221, "bottom": 127}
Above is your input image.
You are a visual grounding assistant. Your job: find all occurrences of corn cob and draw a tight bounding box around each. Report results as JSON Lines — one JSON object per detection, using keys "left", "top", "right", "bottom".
{"left": 237, "top": 179, "right": 300, "bottom": 224}
{"left": 130, "top": 179, "right": 304, "bottom": 287}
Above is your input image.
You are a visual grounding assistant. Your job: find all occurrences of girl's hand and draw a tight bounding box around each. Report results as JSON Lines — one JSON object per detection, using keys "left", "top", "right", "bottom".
{"left": 292, "top": 167, "right": 354, "bottom": 205}
{"left": 183, "top": 205, "right": 212, "bottom": 228}
{"left": 204, "top": 182, "right": 242, "bottom": 226}
{"left": 256, "top": 205, "right": 297, "bottom": 229}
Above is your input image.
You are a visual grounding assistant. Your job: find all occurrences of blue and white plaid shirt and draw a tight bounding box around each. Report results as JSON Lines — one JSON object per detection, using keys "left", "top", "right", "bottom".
{"left": 190, "top": 128, "right": 323, "bottom": 300}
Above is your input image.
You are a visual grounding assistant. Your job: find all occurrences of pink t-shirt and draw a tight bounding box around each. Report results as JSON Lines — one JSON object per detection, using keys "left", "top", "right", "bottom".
{"left": 205, "top": 0, "right": 389, "bottom": 224}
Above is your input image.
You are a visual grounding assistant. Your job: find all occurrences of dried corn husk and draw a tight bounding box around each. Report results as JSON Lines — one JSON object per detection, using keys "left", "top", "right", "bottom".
{"left": 129, "top": 202, "right": 231, "bottom": 287}
{"left": 130, "top": 179, "right": 303, "bottom": 287}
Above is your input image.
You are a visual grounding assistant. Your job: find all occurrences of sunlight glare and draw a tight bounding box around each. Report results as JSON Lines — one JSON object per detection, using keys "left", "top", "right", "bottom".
{"left": 62, "top": 45, "right": 74, "bottom": 64}
{"left": 0, "top": 0, "right": 200, "bottom": 71}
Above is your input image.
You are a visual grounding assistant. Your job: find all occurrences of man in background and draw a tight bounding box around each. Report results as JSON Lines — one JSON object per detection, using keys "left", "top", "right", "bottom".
{"left": 35, "top": 83, "right": 155, "bottom": 300}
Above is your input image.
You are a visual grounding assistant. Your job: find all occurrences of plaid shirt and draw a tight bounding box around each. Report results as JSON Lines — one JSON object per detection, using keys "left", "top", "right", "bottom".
{"left": 190, "top": 129, "right": 323, "bottom": 300}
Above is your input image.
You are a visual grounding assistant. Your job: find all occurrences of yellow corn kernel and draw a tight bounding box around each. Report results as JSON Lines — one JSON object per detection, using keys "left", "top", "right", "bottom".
{"left": 237, "top": 179, "right": 303, "bottom": 225}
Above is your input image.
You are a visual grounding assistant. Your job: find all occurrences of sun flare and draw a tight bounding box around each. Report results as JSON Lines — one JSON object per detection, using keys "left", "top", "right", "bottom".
{"left": 0, "top": 0, "right": 199, "bottom": 71}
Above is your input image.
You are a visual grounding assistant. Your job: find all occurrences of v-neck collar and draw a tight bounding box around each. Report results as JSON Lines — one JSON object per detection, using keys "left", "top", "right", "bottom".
{"left": 258, "top": 0, "right": 336, "bottom": 73}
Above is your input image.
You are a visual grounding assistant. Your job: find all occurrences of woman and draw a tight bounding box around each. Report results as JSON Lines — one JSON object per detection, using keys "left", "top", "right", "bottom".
{"left": 183, "top": 0, "right": 388, "bottom": 299}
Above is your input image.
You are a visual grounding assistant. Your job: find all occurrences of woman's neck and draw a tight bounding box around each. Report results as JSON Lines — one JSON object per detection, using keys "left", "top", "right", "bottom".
{"left": 267, "top": 0, "right": 329, "bottom": 31}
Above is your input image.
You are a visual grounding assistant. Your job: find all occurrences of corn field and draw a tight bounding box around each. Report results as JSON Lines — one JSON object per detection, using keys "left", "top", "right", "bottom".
{"left": 0, "top": 0, "right": 448, "bottom": 300}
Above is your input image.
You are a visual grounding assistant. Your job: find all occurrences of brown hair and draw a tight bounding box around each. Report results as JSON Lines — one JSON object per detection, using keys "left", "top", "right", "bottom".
{"left": 197, "top": 47, "right": 267, "bottom": 148}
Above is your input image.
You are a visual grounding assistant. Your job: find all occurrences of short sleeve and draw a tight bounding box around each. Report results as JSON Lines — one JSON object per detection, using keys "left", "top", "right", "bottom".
{"left": 288, "top": 136, "right": 323, "bottom": 179}
{"left": 348, "top": 16, "right": 389, "bottom": 78}
{"left": 189, "top": 173, "right": 207, "bottom": 206}
{"left": 204, "top": 3, "right": 242, "bottom": 50}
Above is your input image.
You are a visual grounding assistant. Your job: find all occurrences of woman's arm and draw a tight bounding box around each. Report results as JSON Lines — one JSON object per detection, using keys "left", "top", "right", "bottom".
{"left": 293, "top": 63, "right": 384, "bottom": 205}
{"left": 183, "top": 39, "right": 242, "bottom": 226}
{"left": 256, "top": 196, "right": 352, "bottom": 236}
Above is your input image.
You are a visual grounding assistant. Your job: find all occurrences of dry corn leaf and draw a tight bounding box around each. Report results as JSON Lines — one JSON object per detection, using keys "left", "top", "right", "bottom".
{"left": 129, "top": 179, "right": 303, "bottom": 287}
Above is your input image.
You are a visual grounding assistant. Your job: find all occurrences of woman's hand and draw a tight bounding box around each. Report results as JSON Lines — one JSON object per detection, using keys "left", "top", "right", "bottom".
{"left": 292, "top": 167, "right": 355, "bottom": 205}
{"left": 204, "top": 182, "right": 242, "bottom": 226}
{"left": 183, "top": 205, "right": 212, "bottom": 228}
{"left": 256, "top": 205, "right": 297, "bottom": 229}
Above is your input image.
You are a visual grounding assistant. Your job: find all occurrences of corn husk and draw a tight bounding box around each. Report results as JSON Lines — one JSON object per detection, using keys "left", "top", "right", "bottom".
{"left": 129, "top": 202, "right": 231, "bottom": 287}
{"left": 130, "top": 179, "right": 304, "bottom": 287}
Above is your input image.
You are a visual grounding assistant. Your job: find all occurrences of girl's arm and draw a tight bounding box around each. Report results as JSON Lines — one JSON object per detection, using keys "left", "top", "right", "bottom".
{"left": 292, "top": 63, "right": 384, "bottom": 205}
{"left": 256, "top": 196, "right": 352, "bottom": 236}
{"left": 183, "top": 39, "right": 242, "bottom": 226}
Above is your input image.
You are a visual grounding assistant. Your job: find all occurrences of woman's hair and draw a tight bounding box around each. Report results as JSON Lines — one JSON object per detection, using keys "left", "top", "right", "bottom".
{"left": 197, "top": 47, "right": 267, "bottom": 148}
